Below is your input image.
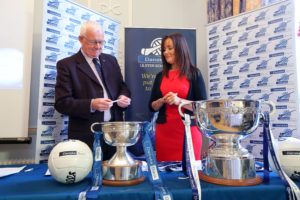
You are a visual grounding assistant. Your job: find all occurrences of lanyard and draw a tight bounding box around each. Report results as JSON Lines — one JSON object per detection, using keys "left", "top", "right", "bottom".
{"left": 262, "top": 112, "right": 300, "bottom": 200}
{"left": 142, "top": 121, "right": 173, "bottom": 200}
{"left": 182, "top": 114, "right": 202, "bottom": 200}
{"left": 78, "top": 131, "right": 103, "bottom": 200}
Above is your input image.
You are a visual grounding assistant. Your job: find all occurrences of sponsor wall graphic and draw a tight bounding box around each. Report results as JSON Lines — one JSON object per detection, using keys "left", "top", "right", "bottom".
{"left": 35, "top": 0, "right": 120, "bottom": 163}
{"left": 124, "top": 28, "right": 196, "bottom": 122}
{"left": 206, "top": 0, "right": 299, "bottom": 163}
{"left": 296, "top": 0, "right": 300, "bottom": 98}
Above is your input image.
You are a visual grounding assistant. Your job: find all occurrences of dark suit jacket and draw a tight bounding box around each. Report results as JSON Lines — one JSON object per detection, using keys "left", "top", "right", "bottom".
{"left": 54, "top": 50, "right": 130, "bottom": 160}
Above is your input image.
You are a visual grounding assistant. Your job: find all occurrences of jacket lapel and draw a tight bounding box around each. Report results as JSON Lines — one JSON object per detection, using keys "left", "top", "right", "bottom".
{"left": 99, "top": 54, "right": 113, "bottom": 98}
{"left": 75, "top": 51, "right": 101, "bottom": 85}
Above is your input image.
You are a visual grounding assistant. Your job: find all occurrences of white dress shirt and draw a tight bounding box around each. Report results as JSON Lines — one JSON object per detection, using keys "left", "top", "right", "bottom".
{"left": 81, "top": 49, "right": 111, "bottom": 121}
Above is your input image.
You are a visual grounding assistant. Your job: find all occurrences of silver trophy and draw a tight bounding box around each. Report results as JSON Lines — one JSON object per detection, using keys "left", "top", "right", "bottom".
{"left": 91, "top": 121, "right": 145, "bottom": 186}
{"left": 179, "top": 99, "right": 274, "bottom": 186}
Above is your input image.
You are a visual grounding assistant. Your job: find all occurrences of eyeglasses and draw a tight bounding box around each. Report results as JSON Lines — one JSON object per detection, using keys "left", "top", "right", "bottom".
{"left": 82, "top": 36, "right": 106, "bottom": 46}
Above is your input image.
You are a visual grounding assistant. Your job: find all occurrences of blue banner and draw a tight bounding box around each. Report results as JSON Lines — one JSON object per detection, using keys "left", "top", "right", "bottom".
{"left": 124, "top": 28, "right": 196, "bottom": 121}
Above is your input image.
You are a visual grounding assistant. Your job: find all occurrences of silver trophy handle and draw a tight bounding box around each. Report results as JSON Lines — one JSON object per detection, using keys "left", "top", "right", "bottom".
{"left": 91, "top": 122, "right": 101, "bottom": 133}
{"left": 178, "top": 101, "right": 191, "bottom": 117}
{"left": 178, "top": 100, "right": 196, "bottom": 119}
{"left": 261, "top": 100, "right": 276, "bottom": 116}
{"left": 178, "top": 101, "right": 213, "bottom": 132}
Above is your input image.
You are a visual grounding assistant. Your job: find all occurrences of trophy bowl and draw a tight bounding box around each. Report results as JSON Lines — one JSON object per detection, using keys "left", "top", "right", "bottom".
{"left": 191, "top": 99, "right": 274, "bottom": 186}
{"left": 93, "top": 121, "right": 145, "bottom": 186}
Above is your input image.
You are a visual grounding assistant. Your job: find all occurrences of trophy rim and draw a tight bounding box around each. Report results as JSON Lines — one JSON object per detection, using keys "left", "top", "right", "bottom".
{"left": 193, "top": 98, "right": 260, "bottom": 104}
{"left": 193, "top": 98, "right": 262, "bottom": 137}
{"left": 99, "top": 121, "right": 143, "bottom": 147}
{"left": 99, "top": 121, "right": 143, "bottom": 126}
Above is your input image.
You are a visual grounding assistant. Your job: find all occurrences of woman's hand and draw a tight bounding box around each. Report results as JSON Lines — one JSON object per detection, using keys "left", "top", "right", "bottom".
{"left": 151, "top": 97, "right": 166, "bottom": 111}
{"left": 164, "top": 92, "right": 193, "bottom": 111}
{"left": 163, "top": 92, "right": 181, "bottom": 105}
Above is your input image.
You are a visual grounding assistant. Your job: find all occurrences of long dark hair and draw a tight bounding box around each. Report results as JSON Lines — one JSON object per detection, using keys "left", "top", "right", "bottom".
{"left": 161, "top": 33, "right": 198, "bottom": 81}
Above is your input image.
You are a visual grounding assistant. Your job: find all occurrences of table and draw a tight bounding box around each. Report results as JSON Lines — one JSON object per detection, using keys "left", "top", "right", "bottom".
{"left": 0, "top": 164, "right": 299, "bottom": 200}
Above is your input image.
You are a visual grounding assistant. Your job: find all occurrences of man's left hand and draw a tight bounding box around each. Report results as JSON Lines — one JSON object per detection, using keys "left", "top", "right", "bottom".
{"left": 116, "top": 95, "right": 131, "bottom": 108}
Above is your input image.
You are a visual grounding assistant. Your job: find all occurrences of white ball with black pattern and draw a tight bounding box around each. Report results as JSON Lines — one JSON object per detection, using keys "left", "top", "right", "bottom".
{"left": 48, "top": 139, "right": 93, "bottom": 184}
{"left": 268, "top": 137, "right": 300, "bottom": 180}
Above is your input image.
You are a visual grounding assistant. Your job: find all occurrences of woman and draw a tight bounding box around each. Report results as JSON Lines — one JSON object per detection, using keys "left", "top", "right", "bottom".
{"left": 149, "top": 33, "right": 207, "bottom": 161}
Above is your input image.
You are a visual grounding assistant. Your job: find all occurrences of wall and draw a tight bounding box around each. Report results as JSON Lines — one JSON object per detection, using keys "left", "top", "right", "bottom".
{"left": 0, "top": 0, "right": 34, "bottom": 138}
{"left": 0, "top": 0, "right": 208, "bottom": 164}
{"left": 0, "top": 0, "right": 35, "bottom": 165}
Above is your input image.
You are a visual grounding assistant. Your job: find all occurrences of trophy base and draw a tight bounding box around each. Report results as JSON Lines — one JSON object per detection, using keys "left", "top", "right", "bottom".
{"left": 203, "top": 154, "right": 257, "bottom": 179}
{"left": 102, "top": 175, "right": 146, "bottom": 186}
{"left": 198, "top": 171, "right": 262, "bottom": 186}
{"left": 102, "top": 160, "right": 144, "bottom": 185}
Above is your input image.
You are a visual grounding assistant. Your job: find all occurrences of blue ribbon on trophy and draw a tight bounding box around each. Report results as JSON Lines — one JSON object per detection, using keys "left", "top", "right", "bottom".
{"left": 78, "top": 128, "right": 103, "bottom": 199}
{"left": 262, "top": 115, "right": 270, "bottom": 183}
{"left": 262, "top": 112, "right": 300, "bottom": 200}
{"left": 141, "top": 121, "right": 174, "bottom": 200}
{"left": 182, "top": 114, "right": 202, "bottom": 200}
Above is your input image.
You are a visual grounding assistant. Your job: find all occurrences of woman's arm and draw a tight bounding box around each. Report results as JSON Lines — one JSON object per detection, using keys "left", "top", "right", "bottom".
{"left": 148, "top": 72, "right": 164, "bottom": 112}
{"left": 151, "top": 97, "right": 165, "bottom": 111}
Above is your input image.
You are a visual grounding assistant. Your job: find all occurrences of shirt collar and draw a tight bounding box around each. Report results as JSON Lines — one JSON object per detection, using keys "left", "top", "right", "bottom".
{"left": 81, "top": 49, "right": 98, "bottom": 65}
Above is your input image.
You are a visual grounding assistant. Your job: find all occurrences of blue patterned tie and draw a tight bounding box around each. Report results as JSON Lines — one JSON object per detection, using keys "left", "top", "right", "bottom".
{"left": 92, "top": 58, "right": 111, "bottom": 98}
{"left": 92, "top": 58, "right": 105, "bottom": 83}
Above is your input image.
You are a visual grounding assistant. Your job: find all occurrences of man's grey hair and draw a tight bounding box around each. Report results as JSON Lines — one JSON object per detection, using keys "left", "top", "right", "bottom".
{"left": 80, "top": 21, "right": 103, "bottom": 37}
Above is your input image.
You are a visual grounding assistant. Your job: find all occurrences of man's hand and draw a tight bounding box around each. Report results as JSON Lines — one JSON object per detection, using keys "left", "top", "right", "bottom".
{"left": 91, "top": 98, "right": 113, "bottom": 111}
{"left": 116, "top": 95, "right": 131, "bottom": 108}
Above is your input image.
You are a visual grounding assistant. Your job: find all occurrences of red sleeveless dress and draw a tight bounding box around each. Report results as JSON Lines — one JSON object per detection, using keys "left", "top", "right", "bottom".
{"left": 155, "top": 70, "right": 202, "bottom": 161}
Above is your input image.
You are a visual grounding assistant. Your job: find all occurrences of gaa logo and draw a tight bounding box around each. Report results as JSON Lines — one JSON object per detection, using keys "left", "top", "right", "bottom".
{"left": 240, "top": 79, "right": 251, "bottom": 88}
{"left": 81, "top": 13, "right": 91, "bottom": 21}
{"left": 141, "top": 38, "right": 162, "bottom": 56}
{"left": 209, "top": 54, "right": 218, "bottom": 63}
{"left": 255, "top": 28, "right": 266, "bottom": 38}
{"left": 209, "top": 26, "right": 218, "bottom": 35}
{"left": 273, "top": 4, "right": 288, "bottom": 16}
{"left": 66, "top": 6, "right": 77, "bottom": 16}
{"left": 238, "top": 32, "right": 248, "bottom": 42}
{"left": 46, "top": 35, "right": 60, "bottom": 45}
{"left": 209, "top": 40, "right": 218, "bottom": 49}
{"left": 222, "top": 22, "right": 232, "bottom": 31}
{"left": 238, "top": 17, "right": 248, "bottom": 26}
{"left": 255, "top": 11, "right": 266, "bottom": 22}
{"left": 47, "top": 0, "right": 60, "bottom": 9}
{"left": 224, "top": 80, "right": 235, "bottom": 90}
{"left": 223, "top": 36, "right": 232, "bottom": 45}
{"left": 210, "top": 83, "right": 219, "bottom": 91}
{"left": 239, "top": 63, "right": 250, "bottom": 72}
{"left": 223, "top": 51, "right": 233, "bottom": 60}
{"left": 45, "top": 52, "right": 58, "bottom": 62}
{"left": 47, "top": 16, "right": 60, "bottom": 27}
{"left": 210, "top": 68, "right": 218, "bottom": 77}
{"left": 223, "top": 66, "right": 233, "bottom": 74}
{"left": 257, "top": 76, "right": 271, "bottom": 87}
{"left": 276, "top": 73, "right": 292, "bottom": 85}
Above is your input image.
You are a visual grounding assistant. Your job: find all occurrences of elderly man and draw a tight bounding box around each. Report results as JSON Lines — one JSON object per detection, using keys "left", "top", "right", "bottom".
{"left": 55, "top": 21, "right": 131, "bottom": 160}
